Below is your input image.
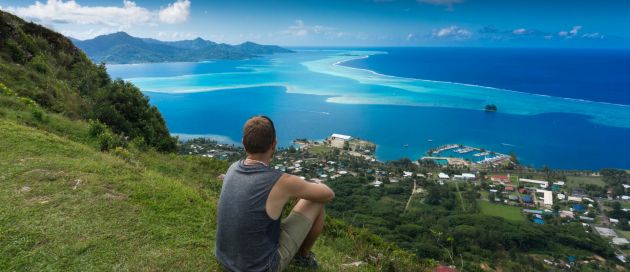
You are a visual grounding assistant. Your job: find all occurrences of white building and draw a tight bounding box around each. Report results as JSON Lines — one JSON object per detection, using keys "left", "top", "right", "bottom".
{"left": 520, "top": 178, "right": 549, "bottom": 188}
{"left": 403, "top": 171, "right": 413, "bottom": 177}
{"left": 536, "top": 189, "right": 554, "bottom": 206}
{"left": 330, "top": 133, "right": 352, "bottom": 148}
{"left": 438, "top": 173, "right": 450, "bottom": 179}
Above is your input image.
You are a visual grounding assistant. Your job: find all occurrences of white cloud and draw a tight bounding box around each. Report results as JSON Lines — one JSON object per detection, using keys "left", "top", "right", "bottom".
{"left": 417, "top": 0, "right": 462, "bottom": 10}
{"left": 582, "top": 32, "right": 604, "bottom": 39}
{"left": 558, "top": 25, "right": 582, "bottom": 38}
{"left": 2, "top": 0, "right": 152, "bottom": 27}
{"left": 406, "top": 33, "right": 415, "bottom": 40}
{"left": 159, "top": 0, "right": 190, "bottom": 24}
{"left": 570, "top": 25, "right": 582, "bottom": 35}
{"left": 512, "top": 28, "right": 527, "bottom": 35}
{"left": 433, "top": 26, "right": 472, "bottom": 39}
{"left": 1, "top": 0, "right": 190, "bottom": 28}
{"left": 282, "top": 20, "right": 336, "bottom": 37}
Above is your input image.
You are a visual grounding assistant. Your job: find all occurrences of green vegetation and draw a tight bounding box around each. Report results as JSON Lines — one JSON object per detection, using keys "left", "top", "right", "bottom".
{"left": 478, "top": 201, "right": 525, "bottom": 222}
{"left": 0, "top": 11, "right": 175, "bottom": 151}
{"left": 73, "top": 32, "right": 294, "bottom": 64}
{"left": 0, "top": 90, "right": 426, "bottom": 271}
{"left": 324, "top": 172, "right": 618, "bottom": 270}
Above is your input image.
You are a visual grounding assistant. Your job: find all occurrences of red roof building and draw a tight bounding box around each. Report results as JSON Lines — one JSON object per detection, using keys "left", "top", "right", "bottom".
{"left": 505, "top": 186, "right": 515, "bottom": 192}
{"left": 491, "top": 175, "right": 510, "bottom": 184}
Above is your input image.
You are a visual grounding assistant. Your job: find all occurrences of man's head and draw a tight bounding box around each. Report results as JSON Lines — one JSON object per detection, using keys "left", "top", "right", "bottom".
{"left": 242, "top": 116, "right": 277, "bottom": 155}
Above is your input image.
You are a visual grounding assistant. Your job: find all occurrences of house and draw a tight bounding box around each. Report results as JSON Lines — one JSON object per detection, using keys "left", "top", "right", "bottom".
{"left": 371, "top": 180, "right": 383, "bottom": 187}
{"left": 613, "top": 237, "right": 629, "bottom": 245}
{"left": 557, "top": 193, "right": 566, "bottom": 200}
{"left": 567, "top": 196, "right": 583, "bottom": 202}
{"left": 610, "top": 218, "right": 620, "bottom": 224}
{"left": 536, "top": 189, "right": 554, "bottom": 206}
{"left": 454, "top": 174, "right": 474, "bottom": 181}
{"left": 560, "top": 210, "right": 574, "bottom": 218}
{"left": 518, "top": 188, "right": 527, "bottom": 194}
{"left": 553, "top": 181, "right": 565, "bottom": 186}
{"left": 505, "top": 186, "right": 515, "bottom": 192}
{"left": 520, "top": 178, "right": 549, "bottom": 189}
{"left": 491, "top": 175, "right": 509, "bottom": 184}
{"left": 438, "top": 173, "right": 450, "bottom": 179}
{"left": 595, "top": 227, "right": 617, "bottom": 237}
{"left": 329, "top": 133, "right": 352, "bottom": 148}
{"left": 403, "top": 171, "right": 414, "bottom": 177}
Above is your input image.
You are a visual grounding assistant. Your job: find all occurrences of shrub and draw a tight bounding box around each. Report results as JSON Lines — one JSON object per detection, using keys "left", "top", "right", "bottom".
{"left": 5, "top": 39, "right": 27, "bottom": 64}
{"left": 30, "top": 108, "right": 47, "bottom": 123}
{"left": 0, "top": 82, "right": 16, "bottom": 97}
{"left": 19, "top": 97, "right": 38, "bottom": 108}
{"left": 88, "top": 119, "right": 107, "bottom": 138}
{"left": 29, "top": 54, "right": 50, "bottom": 74}
{"left": 112, "top": 146, "right": 132, "bottom": 162}
{"left": 97, "top": 130, "right": 127, "bottom": 152}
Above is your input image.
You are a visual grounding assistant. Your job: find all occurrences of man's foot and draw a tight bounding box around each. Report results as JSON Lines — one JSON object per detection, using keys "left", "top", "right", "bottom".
{"left": 291, "top": 251, "right": 319, "bottom": 268}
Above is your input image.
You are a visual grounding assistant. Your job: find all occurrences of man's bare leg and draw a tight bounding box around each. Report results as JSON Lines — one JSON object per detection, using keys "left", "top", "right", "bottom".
{"left": 298, "top": 208, "right": 325, "bottom": 257}
{"left": 291, "top": 199, "right": 325, "bottom": 257}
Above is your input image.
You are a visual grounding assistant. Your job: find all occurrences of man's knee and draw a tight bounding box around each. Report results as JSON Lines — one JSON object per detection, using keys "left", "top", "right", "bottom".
{"left": 292, "top": 199, "right": 324, "bottom": 223}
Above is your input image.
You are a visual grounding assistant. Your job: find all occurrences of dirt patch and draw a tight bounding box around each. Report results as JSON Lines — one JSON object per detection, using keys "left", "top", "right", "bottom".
{"left": 103, "top": 187, "right": 128, "bottom": 200}
{"left": 28, "top": 196, "right": 50, "bottom": 204}
{"left": 19, "top": 186, "right": 32, "bottom": 193}
{"left": 22, "top": 169, "right": 66, "bottom": 181}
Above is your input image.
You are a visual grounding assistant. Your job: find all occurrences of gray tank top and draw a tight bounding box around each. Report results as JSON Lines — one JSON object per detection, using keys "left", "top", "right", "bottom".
{"left": 216, "top": 160, "right": 284, "bottom": 272}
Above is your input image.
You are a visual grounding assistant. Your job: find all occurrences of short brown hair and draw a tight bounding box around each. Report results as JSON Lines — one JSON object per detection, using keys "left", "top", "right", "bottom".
{"left": 242, "top": 116, "right": 276, "bottom": 154}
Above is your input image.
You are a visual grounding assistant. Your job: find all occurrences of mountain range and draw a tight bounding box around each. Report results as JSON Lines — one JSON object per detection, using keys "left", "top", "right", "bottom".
{"left": 70, "top": 32, "right": 293, "bottom": 64}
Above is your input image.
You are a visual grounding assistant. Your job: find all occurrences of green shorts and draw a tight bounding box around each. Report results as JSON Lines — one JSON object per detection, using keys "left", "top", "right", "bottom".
{"left": 276, "top": 212, "right": 313, "bottom": 271}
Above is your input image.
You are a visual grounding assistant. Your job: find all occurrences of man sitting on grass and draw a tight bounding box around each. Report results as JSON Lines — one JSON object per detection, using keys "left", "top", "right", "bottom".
{"left": 216, "top": 116, "right": 335, "bottom": 272}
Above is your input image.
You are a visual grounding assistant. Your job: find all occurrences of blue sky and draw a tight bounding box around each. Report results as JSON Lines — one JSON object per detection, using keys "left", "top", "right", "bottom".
{"left": 1, "top": 0, "right": 629, "bottom": 47}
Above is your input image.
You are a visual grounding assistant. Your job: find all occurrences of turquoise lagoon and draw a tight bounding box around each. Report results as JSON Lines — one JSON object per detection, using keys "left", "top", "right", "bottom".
{"left": 107, "top": 49, "right": 630, "bottom": 169}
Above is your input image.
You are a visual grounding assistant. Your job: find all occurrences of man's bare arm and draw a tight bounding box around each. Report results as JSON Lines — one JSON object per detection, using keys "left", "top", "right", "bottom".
{"left": 281, "top": 174, "right": 335, "bottom": 203}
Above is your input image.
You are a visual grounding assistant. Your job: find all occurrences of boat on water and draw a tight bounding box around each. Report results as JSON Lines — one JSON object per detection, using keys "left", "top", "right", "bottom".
{"left": 427, "top": 139, "right": 433, "bottom": 142}
{"left": 403, "top": 144, "right": 409, "bottom": 147}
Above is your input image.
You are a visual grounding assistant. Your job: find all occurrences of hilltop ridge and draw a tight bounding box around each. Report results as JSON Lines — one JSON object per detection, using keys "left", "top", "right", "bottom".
{"left": 71, "top": 31, "right": 294, "bottom": 64}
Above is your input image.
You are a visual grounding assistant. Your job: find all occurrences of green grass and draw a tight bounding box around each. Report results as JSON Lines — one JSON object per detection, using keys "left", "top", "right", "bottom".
{"left": 478, "top": 201, "right": 525, "bottom": 222}
{"left": 0, "top": 103, "right": 428, "bottom": 271}
{"left": 308, "top": 145, "right": 335, "bottom": 156}
{"left": 566, "top": 176, "right": 605, "bottom": 189}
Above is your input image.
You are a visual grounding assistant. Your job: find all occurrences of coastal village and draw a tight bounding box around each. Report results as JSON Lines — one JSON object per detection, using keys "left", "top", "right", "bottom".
{"left": 179, "top": 133, "right": 630, "bottom": 269}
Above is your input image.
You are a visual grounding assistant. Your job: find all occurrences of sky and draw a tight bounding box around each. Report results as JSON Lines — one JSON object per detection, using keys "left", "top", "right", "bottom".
{"left": 1, "top": 0, "right": 629, "bottom": 47}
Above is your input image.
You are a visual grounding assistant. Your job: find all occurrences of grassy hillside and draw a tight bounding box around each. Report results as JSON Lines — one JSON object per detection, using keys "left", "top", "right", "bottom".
{"left": 0, "top": 95, "right": 428, "bottom": 271}
{"left": 0, "top": 11, "right": 175, "bottom": 151}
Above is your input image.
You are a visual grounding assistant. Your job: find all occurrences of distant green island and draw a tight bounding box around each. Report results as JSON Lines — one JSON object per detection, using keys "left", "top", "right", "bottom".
{"left": 70, "top": 32, "right": 294, "bottom": 64}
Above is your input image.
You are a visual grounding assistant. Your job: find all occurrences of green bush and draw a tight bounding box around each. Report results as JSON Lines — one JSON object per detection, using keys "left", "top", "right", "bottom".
{"left": 0, "top": 82, "right": 16, "bottom": 97}
{"left": 29, "top": 54, "right": 49, "bottom": 74}
{"left": 88, "top": 119, "right": 107, "bottom": 138}
{"left": 30, "top": 107, "right": 47, "bottom": 123}
{"left": 112, "top": 146, "right": 132, "bottom": 162}
{"left": 19, "top": 97, "right": 38, "bottom": 108}
{"left": 5, "top": 39, "right": 27, "bottom": 64}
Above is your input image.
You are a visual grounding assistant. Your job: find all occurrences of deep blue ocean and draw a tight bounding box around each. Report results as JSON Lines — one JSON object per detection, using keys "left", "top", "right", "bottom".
{"left": 343, "top": 47, "right": 630, "bottom": 105}
{"left": 107, "top": 47, "right": 630, "bottom": 170}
